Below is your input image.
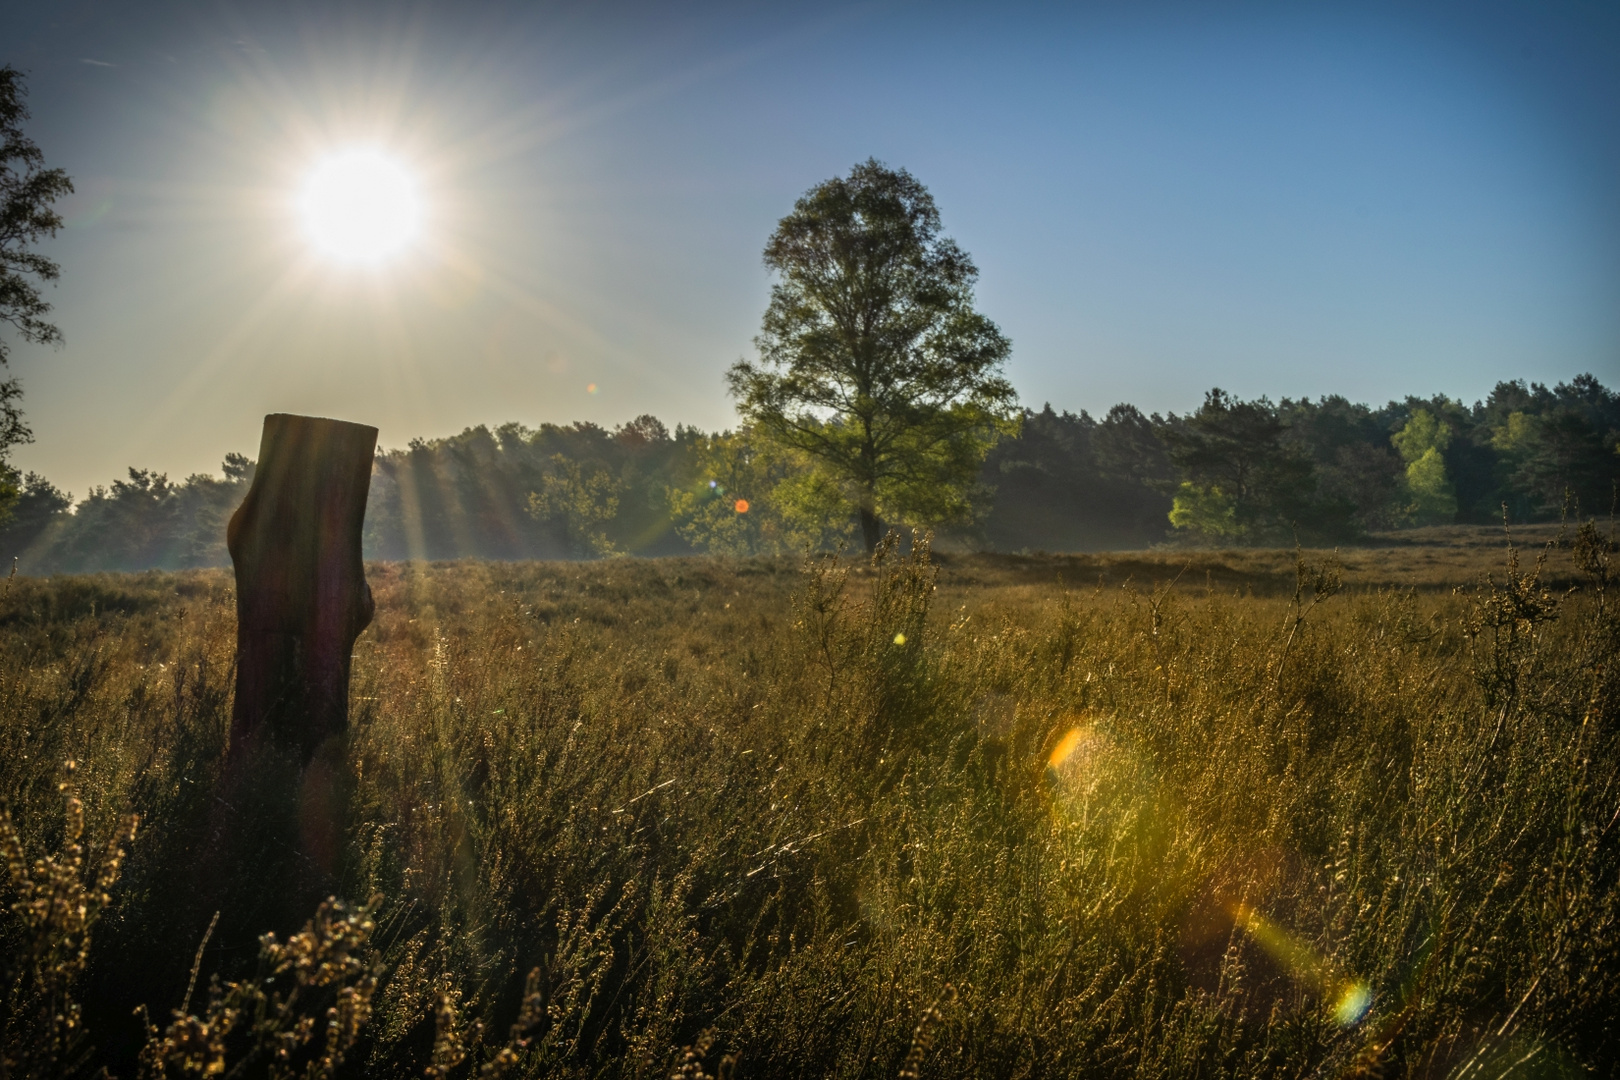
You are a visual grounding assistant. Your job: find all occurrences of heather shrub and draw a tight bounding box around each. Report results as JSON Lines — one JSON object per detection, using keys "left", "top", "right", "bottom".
{"left": 0, "top": 532, "right": 1615, "bottom": 1077}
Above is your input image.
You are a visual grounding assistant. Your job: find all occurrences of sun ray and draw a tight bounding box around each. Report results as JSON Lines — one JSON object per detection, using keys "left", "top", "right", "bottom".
{"left": 116, "top": 254, "right": 328, "bottom": 454}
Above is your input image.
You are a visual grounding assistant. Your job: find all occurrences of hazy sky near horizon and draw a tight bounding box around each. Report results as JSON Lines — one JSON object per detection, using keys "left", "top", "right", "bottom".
{"left": 4, "top": 0, "right": 1619, "bottom": 496}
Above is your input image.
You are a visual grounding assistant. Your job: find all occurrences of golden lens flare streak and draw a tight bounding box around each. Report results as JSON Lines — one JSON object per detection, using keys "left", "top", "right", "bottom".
{"left": 1230, "top": 902, "right": 1373, "bottom": 1027}
{"left": 1044, "top": 720, "right": 1372, "bottom": 1029}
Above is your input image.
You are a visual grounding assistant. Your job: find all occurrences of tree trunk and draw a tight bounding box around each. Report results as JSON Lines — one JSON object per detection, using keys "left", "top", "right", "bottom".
{"left": 227, "top": 413, "right": 377, "bottom": 762}
{"left": 860, "top": 505, "right": 883, "bottom": 554}
{"left": 197, "top": 414, "right": 376, "bottom": 947}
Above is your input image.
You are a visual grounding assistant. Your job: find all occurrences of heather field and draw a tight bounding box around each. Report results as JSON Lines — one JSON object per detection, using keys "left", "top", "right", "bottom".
{"left": 1, "top": 525, "right": 1617, "bottom": 1079}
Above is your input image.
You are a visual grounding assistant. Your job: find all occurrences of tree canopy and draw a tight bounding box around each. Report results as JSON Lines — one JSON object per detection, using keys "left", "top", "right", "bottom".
{"left": 727, "top": 159, "right": 1017, "bottom": 551}
{"left": 0, "top": 66, "right": 69, "bottom": 365}
{"left": 0, "top": 66, "right": 74, "bottom": 518}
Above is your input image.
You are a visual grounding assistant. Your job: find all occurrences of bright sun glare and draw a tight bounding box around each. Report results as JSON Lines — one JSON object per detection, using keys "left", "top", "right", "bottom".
{"left": 298, "top": 149, "right": 422, "bottom": 263}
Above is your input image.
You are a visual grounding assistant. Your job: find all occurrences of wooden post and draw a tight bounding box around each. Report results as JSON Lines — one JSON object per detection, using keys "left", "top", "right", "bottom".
{"left": 227, "top": 413, "right": 377, "bottom": 762}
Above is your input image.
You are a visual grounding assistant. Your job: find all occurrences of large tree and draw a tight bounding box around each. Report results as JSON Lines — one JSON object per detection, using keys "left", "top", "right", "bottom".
{"left": 0, "top": 66, "right": 73, "bottom": 511}
{"left": 728, "top": 159, "right": 1017, "bottom": 552}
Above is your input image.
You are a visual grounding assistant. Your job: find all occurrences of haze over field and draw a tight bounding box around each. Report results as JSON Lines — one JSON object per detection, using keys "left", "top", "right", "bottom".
{"left": 4, "top": 0, "right": 1618, "bottom": 498}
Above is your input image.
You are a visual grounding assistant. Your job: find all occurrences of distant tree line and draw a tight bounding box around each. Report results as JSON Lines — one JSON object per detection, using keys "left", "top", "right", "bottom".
{"left": 1156, "top": 373, "right": 1620, "bottom": 543}
{"left": 0, "top": 373, "right": 1613, "bottom": 573}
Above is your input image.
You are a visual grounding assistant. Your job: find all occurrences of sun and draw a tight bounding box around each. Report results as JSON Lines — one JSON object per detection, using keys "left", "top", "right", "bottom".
{"left": 298, "top": 149, "right": 422, "bottom": 263}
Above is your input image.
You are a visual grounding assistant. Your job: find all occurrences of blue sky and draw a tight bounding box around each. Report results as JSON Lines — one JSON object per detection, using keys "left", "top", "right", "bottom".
{"left": 5, "top": 0, "right": 1618, "bottom": 495}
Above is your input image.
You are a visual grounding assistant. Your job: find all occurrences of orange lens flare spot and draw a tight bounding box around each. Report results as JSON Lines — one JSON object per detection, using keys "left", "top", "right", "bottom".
{"left": 734, "top": 499, "right": 749, "bottom": 513}
{"left": 1048, "top": 727, "right": 1087, "bottom": 769}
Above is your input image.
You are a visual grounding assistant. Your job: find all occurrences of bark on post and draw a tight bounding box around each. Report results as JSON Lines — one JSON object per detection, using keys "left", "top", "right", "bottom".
{"left": 227, "top": 413, "right": 377, "bottom": 762}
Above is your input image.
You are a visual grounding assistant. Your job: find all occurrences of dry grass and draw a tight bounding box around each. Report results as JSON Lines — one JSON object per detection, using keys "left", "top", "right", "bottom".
{"left": 933, "top": 523, "right": 1578, "bottom": 597}
{"left": 0, "top": 525, "right": 1616, "bottom": 1078}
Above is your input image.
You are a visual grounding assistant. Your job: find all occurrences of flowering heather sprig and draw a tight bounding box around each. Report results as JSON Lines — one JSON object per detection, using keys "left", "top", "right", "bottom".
{"left": 1, "top": 760, "right": 139, "bottom": 1078}
{"left": 668, "top": 1028, "right": 736, "bottom": 1080}
{"left": 136, "top": 895, "right": 382, "bottom": 1080}
{"left": 897, "top": 986, "right": 956, "bottom": 1080}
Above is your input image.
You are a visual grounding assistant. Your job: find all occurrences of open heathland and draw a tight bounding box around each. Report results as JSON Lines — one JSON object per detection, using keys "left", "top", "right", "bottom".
{"left": 1, "top": 525, "right": 1617, "bottom": 1079}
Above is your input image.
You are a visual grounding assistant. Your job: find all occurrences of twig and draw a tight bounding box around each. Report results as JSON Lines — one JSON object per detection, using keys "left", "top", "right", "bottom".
{"left": 181, "top": 910, "right": 220, "bottom": 1016}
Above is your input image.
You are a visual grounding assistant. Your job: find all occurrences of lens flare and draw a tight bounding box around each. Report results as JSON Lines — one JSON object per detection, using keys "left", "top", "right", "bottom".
{"left": 1048, "top": 727, "right": 1087, "bottom": 769}
{"left": 1334, "top": 981, "right": 1373, "bottom": 1026}
{"left": 734, "top": 499, "right": 749, "bottom": 513}
{"left": 1232, "top": 902, "right": 1371, "bottom": 1027}
{"left": 1044, "top": 718, "right": 1375, "bottom": 1038}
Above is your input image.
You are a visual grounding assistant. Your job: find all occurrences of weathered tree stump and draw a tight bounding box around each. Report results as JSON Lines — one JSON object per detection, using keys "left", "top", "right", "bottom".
{"left": 227, "top": 413, "right": 377, "bottom": 763}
